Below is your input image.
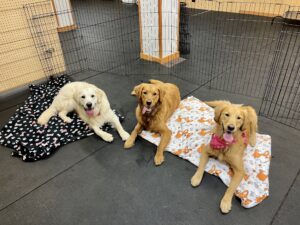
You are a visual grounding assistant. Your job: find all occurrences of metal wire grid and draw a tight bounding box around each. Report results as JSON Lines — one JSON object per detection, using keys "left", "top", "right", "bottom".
{"left": 0, "top": 0, "right": 85, "bottom": 93}
{"left": 0, "top": 4, "right": 47, "bottom": 91}
{"left": 24, "top": 0, "right": 86, "bottom": 77}
{"left": 172, "top": 1, "right": 300, "bottom": 130}
{"left": 174, "top": 2, "right": 290, "bottom": 98}
{"left": 71, "top": 0, "right": 140, "bottom": 75}
{"left": 1, "top": 0, "right": 300, "bottom": 129}
{"left": 259, "top": 13, "right": 300, "bottom": 130}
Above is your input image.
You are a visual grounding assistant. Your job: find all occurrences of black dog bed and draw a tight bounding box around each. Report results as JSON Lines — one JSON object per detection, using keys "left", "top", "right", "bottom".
{"left": 0, "top": 76, "right": 124, "bottom": 161}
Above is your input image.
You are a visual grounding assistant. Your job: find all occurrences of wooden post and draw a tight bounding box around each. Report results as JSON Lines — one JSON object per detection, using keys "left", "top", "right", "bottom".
{"left": 139, "top": 0, "right": 180, "bottom": 64}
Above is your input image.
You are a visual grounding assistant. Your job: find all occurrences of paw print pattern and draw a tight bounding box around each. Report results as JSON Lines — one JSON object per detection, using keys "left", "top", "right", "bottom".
{"left": 140, "top": 96, "right": 271, "bottom": 208}
{"left": 0, "top": 76, "right": 125, "bottom": 162}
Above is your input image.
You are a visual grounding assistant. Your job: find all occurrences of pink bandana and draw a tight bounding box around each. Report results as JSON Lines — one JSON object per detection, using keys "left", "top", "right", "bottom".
{"left": 210, "top": 132, "right": 248, "bottom": 150}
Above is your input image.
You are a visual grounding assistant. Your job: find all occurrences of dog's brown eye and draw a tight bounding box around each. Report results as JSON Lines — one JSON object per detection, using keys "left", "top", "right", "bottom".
{"left": 81, "top": 95, "right": 85, "bottom": 99}
{"left": 237, "top": 116, "right": 241, "bottom": 120}
{"left": 153, "top": 93, "right": 157, "bottom": 96}
{"left": 225, "top": 113, "right": 229, "bottom": 117}
{"left": 91, "top": 95, "right": 95, "bottom": 98}
{"left": 143, "top": 91, "right": 147, "bottom": 95}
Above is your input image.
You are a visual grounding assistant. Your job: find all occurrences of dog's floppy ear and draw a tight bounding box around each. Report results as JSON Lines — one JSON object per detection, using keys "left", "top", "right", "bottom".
{"left": 74, "top": 91, "right": 82, "bottom": 103}
{"left": 95, "top": 88, "right": 110, "bottom": 111}
{"left": 241, "top": 106, "right": 258, "bottom": 147}
{"left": 213, "top": 103, "right": 227, "bottom": 124}
{"left": 95, "top": 88, "right": 104, "bottom": 103}
{"left": 206, "top": 101, "right": 229, "bottom": 123}
{"left": 158, "top": 87, "right": 166, "bottom": 103}
{"left": 131, "top": 84, "right": 145, "bottom": 97}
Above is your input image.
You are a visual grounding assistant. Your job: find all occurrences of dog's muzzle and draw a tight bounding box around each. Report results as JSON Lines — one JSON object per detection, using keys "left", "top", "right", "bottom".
{"left": 84, "top": 102, "right": 94, "bottom": 117}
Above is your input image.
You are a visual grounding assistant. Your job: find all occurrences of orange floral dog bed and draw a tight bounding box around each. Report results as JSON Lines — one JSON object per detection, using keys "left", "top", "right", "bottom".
{"left": 140, "top": 96, "right": 271, "bottom": 208}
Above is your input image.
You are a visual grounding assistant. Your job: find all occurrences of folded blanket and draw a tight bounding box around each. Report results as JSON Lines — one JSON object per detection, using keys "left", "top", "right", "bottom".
{"left": 140, "top": 96, "right": 271, "bottom": 208}
{"left": 0, "top": 76, "right": 124, "bottom": 161}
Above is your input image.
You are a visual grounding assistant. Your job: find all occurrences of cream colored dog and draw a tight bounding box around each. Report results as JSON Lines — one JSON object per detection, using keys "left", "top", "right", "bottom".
{"left": 37, "top": 82, "right": 130, "bottom": 142}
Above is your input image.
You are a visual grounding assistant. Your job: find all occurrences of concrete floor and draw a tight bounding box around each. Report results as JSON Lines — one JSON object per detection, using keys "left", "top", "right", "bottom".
{"left": 0, "top": 0, "right": 299, "bottom": 225}
{"left": 0, "top": 71, "right": 299, "bottom": 225}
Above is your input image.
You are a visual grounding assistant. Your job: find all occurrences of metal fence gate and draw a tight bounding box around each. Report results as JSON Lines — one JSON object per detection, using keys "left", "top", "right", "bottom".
{"left": 2, "top": 0, "right": 300, "bottom": 130}
{"left": 259, "top": 19, "right": 300, "bottom": 129}
{"left": 175, "top": 2, "right": 300, "bottom": 130}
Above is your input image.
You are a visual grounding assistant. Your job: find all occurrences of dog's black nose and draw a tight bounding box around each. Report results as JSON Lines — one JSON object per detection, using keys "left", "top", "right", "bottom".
{"left": 227, "top": 125, "right": 235, "bottom": 131}
{"left": 86, "top": 102, "right": 92, "bottom": 108}
{"left": 146, "top": 101, "right": 151, "bottom": 106}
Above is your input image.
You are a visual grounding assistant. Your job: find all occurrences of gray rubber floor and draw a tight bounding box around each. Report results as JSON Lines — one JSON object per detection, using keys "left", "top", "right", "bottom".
{"left": 0, "top": 71, "right": 299, "bottom": 225}
{"left": 0, "top": 0, "right": 299, "bottom": 225}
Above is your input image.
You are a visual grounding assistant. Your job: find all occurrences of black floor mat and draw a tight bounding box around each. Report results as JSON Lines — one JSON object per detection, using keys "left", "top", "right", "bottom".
{"left": 0, "top": 76, "right": 124, "bottom": 161}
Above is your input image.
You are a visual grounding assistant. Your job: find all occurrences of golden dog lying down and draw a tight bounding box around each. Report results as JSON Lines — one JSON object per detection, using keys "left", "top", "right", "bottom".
{"left": 124, "top": 80, "right": 181, "bottom": 165}
{"left": 191, "top": 100, "right": 258, "bottom": 213}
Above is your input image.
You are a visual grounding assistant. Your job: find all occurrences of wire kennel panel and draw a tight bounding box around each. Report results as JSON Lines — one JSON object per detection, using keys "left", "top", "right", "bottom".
{"left": 71, "top": 0, "right": 141, "bottom": 75}
{"left": 0, "top": 0, "right": 60, "bottom": 92}
{"left": 191, "top": 2, "right": 288, "bottom": 98}
{"left": 259, "top": 12, "right": 300, "bottom": 130}
{"left": 1, "top": 0, "right": 300, "bottom": 130}
{"left": 24, "top": 0, "right": 87, "bottom": 77}
{"left": 175, "top": 1, "right": 300, "bottom": 129}
{"left": 168, "top": 8, "right": 218, "bottom": 86}
{"left": 0, "top": 0, "right": 87, "bottom": 93}
{"left": 24, "top": 1, "right": 67, "bottom": 77}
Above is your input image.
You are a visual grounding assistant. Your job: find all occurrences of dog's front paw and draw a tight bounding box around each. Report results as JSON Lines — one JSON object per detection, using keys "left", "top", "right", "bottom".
{"left": 37, "top": 117, "right": 47, "bottom": 125}
{"left": 102, "top": 133, "right": 114, "bottom": 142}
{"left": 120, "top": 131, "right": 130, "bottom": 141}
{"left": 220, "top": 197, "right": 232, "bottom": 214}
{"left": 64, "top": 117, "right": 73, "bottom": 123}
{"left": 154, "top": 154, "right": 164, "bottom": 166}
{"left": 249, "top": 136, "right": 256, "bottom": 147}
{"left": 191, "top": 174, "right": 202, "bottom": 187}
{"left": 124, "top": 138, "right": 134, "bottom": 149}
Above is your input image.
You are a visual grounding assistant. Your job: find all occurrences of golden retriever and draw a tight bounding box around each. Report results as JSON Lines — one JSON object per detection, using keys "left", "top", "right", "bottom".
{"left": 191, "top": 100, "right": 257, "bottom": 213}
{"left": 37, "top": 82, "right": 130, "bottom": 142}
{"left": 124, "top": 80, "right": 181, "bottom": 165}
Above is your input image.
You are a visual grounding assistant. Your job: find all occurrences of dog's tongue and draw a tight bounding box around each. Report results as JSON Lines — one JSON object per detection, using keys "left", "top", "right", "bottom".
{"left": 223, "top": 133, "right": 234, "bottom": 143}
{"left": 85, "top": 109, "right": 94, "bottom": 117}
{"left": 142, "top": 106, "right": 152, "bottom": 114}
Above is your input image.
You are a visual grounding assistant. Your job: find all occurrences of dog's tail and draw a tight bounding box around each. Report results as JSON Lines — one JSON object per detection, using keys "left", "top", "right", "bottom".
{"left": 205, "top": 100, "right": 231, "bottom": 108}
{"left": 205, "top": 100, "right": 243, "bottom": 108}
{"left": 149, "top": 79, "right": 164, "bottom": 85}
{"left": 37, "top": 106, "right": 57, "bottom": 125}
